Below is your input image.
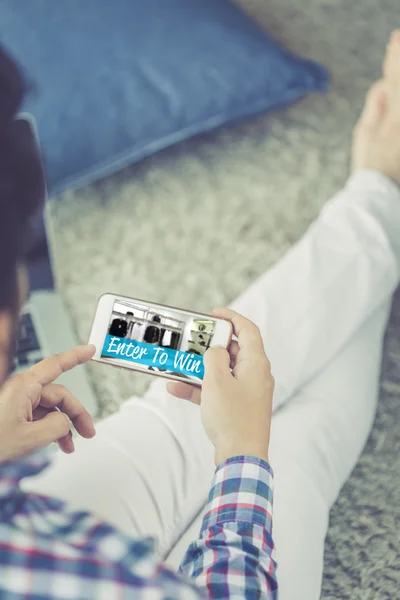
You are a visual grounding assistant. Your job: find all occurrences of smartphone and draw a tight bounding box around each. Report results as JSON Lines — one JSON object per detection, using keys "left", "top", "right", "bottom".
{"left": 89, "top": 293, "right": 233, "bottom": 386}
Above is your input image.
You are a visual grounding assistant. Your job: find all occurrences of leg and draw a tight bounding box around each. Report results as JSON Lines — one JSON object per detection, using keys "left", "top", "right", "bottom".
{"left": 23, "top": 166, "right": 400, "bottom": 547}
{"left": 263, "top": 301, "right": 390, "bottom": 600}
{"left": 230, "top": 168, "right": 400, "bottom": 411}
{"left": 23, "top": 384, "right": 214, "bottom": 557}
{"left": 22, "top": 164, "right": 400, "bottom": 559}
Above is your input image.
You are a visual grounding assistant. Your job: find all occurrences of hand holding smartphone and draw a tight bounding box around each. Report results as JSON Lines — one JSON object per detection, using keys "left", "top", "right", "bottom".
{"left": 89, "top": 294, "right": 232, "bottom": 385}
{"left": 90, "top": 298, "right": 274, "bottom": 469}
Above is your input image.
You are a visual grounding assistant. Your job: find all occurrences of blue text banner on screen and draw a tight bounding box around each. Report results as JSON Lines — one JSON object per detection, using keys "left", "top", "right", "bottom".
{"left": 101, "top": 335, "right": 205, "bottom": 379}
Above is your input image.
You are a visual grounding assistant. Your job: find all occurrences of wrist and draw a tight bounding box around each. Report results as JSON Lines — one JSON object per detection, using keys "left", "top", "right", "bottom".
{"left": 215, "top": 444, "right": 269, "bottom": 467}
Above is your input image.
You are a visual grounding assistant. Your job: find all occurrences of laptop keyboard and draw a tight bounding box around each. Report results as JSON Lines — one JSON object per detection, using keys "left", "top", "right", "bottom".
{"left": 14, "top": 313, "right": 44, "bottom": 370}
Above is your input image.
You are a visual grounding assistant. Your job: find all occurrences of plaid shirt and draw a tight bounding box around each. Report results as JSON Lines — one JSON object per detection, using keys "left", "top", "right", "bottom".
{"left": 0, "top": 448, "right": 277, "bottom": 599}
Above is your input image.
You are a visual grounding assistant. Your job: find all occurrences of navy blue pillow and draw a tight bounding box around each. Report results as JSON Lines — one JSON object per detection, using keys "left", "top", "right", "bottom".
{"left": 0, "top": 0, "right": 329, "bottom": 195}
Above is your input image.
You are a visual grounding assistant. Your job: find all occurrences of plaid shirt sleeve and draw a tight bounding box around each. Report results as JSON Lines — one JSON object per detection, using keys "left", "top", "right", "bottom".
{"left": 0, "top": 449, "right": 276, "bottom": 599}
{"left": 180, "top": 455, "right": 278, "bottom": 599}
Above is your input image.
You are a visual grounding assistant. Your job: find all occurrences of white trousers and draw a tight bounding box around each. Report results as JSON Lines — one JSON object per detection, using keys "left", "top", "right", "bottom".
{"left": 23, "top": 170, "right": 400, "bottom": 600}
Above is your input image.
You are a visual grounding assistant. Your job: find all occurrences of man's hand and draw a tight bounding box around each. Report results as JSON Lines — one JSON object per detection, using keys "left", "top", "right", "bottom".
{"left": 0, "top": 345, "right": 96, "bottom": 464}
{"left": 168, "top": 309, "right": 274, "bottom": 466}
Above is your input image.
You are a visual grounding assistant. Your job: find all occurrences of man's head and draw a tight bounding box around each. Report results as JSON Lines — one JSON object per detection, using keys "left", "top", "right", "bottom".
{"left": 0, "top": 45, "right": 45, "bottom": 381}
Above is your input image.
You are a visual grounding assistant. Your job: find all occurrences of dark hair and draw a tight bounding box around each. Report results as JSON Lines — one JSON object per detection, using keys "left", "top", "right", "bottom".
{"left": 0, "top": 45, "right": 44, "bottom": 311}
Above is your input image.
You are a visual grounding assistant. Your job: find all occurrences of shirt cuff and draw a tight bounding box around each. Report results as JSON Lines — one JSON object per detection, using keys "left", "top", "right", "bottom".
{"left": 201, "top": 456, "right": 274, "bottom": 534}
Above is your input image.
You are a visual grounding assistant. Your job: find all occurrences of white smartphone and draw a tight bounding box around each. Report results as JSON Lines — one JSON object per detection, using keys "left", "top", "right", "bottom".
{"left": 89, "top": 293, "right": 233, "bottom": 386}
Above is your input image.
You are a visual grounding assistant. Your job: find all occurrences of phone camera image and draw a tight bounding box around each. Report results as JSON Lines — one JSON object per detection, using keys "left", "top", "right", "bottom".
{"left": 101, "top": 300, "right": 217, "bottom": 382}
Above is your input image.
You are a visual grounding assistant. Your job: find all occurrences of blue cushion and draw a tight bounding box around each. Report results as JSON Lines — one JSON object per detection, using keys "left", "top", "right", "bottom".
{"left": 0, "top": 0, "right": 330, "bottom": 195}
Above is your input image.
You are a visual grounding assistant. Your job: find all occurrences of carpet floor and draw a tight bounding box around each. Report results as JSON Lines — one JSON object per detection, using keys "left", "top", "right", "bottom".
{"left": 50, "top": 0, "right": 399, "bottom": 597}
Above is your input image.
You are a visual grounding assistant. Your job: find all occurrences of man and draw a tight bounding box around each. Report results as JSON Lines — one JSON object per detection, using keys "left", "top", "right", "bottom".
{"left": 1, "top": 30, "right": 400, "bottom": 599}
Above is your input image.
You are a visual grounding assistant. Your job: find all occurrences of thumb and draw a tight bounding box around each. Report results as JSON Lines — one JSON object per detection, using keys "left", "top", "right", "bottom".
{"left": 25, "top": 411, "right": 70, "bottom": 453}
{"left": 203, "top": 347, "right": 231, "bottom": 381}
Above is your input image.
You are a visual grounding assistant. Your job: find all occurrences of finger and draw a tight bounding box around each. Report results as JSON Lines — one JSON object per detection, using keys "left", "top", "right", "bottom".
{"left": 24, "top": 411, "right": 71, "bottom": 454}
{"left": 40, "top": 383, "right": 96, "bottom": 439}
{"left": 212, "top": 308, "right": 265, "bottom": 357}
{"left": 203, "top": 346, "right": 231, "bottom": 383}
{"left": 33, "top": 405, "right": 53, "bottom": 421}
{"left": 167, "top": 381, "right": 201, "bottom": 405}
{"left": 28, "top": 345, "right": 96, "bottom": 387}
{"left": 228, "top": 340, "right": 239, "bottom": 369}
{"left": 57, "top": 430, "right": 75, "bottom": 454}
{"left": 33, "top": 406, "right": 75, "bottom": 453}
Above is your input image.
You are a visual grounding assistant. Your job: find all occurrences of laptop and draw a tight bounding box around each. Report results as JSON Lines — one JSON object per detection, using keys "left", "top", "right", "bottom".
{"left": 12, "top": 115, "right": 98, "bottom": 417}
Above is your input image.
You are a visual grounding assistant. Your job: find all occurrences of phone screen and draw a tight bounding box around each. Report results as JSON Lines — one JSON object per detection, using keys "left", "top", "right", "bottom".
{"left": 100, "top": 299, "right": 218, "bottom": 383}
